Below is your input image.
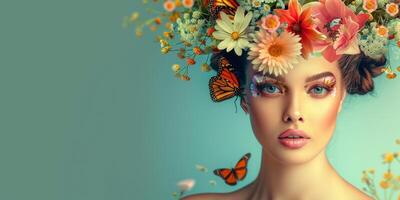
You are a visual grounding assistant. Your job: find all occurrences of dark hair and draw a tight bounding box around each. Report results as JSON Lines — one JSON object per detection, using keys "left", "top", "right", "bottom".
{"left": 210, "top": 50, "right": 386, "bottom": 97}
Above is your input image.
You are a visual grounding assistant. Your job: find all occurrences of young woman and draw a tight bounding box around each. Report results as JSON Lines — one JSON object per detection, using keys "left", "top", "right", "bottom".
{"left": 130, "top": 0, "right": 398, "bottom": 199}
{"left": 181, "top": 49, "right": 385, "bottom": 200}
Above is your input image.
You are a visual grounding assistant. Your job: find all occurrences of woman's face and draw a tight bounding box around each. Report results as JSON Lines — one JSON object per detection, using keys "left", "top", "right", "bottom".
{"left": 241, "top": 56, "right": 347, "bottom": 165}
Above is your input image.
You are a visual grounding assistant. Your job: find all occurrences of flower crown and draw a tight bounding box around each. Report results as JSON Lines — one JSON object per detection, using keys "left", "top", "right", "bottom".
{"left": 126, "top": 0, "right": 400, "bottom": 97}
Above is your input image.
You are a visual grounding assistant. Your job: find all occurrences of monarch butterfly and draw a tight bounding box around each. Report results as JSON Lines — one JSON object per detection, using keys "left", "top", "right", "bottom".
{"left": 213, "top": 153, "right": 251, "bottom": 186}
{"left": 208, "top": 0, "right": 239, "bottom": 19}
{"left": 208, "top": 57, "right": 240, "bottom": 102}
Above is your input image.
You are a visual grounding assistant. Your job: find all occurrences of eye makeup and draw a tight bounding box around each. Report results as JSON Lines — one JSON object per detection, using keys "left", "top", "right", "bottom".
{"left": 306, "top": 76, "right": 337, "bottom": 98}
{"left": 249, "top": 73, "right": 285, "bottom": 97}
{"left": 250, "top": 73, "right": 338, "bottom": 98}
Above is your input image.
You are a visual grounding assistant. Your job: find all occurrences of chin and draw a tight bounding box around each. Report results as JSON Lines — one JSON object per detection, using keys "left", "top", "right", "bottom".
{"left": 263, "top": 141, "right": 324, "bottom": 165}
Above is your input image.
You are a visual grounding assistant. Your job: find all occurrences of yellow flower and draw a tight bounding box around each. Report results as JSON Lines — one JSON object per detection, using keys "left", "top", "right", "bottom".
{"left": 172, "top": 64, "right": 181, "bottom": 72}
{"left": 264, "top": 4, "right": 271, "bottom": 12}
{"left": 159, "top": 39, "right": 169, "bottom": 47}
{"left": 383, "top": 152, "right": 395, "bottom": 163}
{"left": 387, "top": 72, "right": 397, "bottom": 79}
{"left": 368, "top": 168, "right": 375, "bottom": 174}
{"left": 130, "top": 12, "right": 139, "bottom": 22}
{"left": 163, "top": 32, "right": 174, "bottom": 39}
{"left": 135, "top": 28, "right": 143, "bottom": 37}
{"left": 161, "top": 46, "right": 172, "bottom": 54}
{"left": 384, "top": 172, "right": 393, "bottom": 180}
{"left": 396, "top": 138, "right": 400, "bottom": 144}
{"left": 201, "top": 63, "right": 211, "bottom": 72}
{"left": 180, "top": 75, "right": 191, "bottom": 81}
{"left": 380, "top": 180, "right": 390, "bottom": 189}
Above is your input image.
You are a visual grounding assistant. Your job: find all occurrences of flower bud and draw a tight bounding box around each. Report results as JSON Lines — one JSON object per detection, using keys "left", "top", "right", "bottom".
{"left": 172, "top": 64, "right": 181, "bottom": 72}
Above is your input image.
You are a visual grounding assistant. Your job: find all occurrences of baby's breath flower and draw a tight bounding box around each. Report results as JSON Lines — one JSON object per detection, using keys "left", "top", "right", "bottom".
{"left": 252, "top": 0, "right": 262, "bottom": 8}
{"left": 263, "top": 4, "right": 271, "bottom": 13}
{"left": 378, "top": 0, "right": 389, "bottom": 8}
{"left": 192, "top": 11, "right": 201, "bottom": 19}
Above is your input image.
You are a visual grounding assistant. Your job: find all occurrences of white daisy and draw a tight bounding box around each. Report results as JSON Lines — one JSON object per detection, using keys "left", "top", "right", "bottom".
{"left": 212, "top": 6, "right": 253, "bottom": 56}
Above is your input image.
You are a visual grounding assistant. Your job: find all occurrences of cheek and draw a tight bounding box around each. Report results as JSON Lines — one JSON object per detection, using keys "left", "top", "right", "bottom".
{"left": 247, "top": 98, "right": 282, "bottom": 142}
{"left": 307, "top": 93, "right": 342, "bottom": 134}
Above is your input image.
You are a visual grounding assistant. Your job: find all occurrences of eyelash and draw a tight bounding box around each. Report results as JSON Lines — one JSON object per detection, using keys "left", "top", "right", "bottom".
{"left": 255, "top": 82, "right": 334, "bottom": 97}
{"left": 307, "top": 84, "right": 334, "bottom": 98}
{"left": 255, "top": 83, "right": 284, "bottom": 97}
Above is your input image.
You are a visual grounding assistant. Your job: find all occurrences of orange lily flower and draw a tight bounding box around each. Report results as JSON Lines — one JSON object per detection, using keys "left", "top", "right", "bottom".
{"left": 275, "top": 0, "right": 325, "bottom": 59}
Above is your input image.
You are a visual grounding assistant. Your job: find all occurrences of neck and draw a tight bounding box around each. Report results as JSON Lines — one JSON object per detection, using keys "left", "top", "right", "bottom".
{"left": 247, "top": 148, "right": 341, "bottom": 200}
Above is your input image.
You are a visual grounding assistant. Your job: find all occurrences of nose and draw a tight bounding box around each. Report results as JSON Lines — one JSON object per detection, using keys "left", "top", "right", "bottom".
{"left": 282, "top": 93, "right": 304, "bottom": 123}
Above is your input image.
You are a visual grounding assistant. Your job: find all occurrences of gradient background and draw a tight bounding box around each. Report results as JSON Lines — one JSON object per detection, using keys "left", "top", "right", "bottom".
{"left": 1, "top": 0, "right": 399, "bottom": 200}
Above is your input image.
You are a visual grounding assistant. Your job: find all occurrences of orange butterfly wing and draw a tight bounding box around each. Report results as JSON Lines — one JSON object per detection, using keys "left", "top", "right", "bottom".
{"left": 233, "top": 153, "right": 251, "bottom": 180}
{"left": 213, "top": 168, "right": 237, "bottom": 186}
{"left": 213, "top": 153, "right": 251, "bottom": 186}
{"left": 209, "top": 0, "right": 239, "bottom": 19}
{"left": 209, "top": 66, "right": 240, "bottom": 102}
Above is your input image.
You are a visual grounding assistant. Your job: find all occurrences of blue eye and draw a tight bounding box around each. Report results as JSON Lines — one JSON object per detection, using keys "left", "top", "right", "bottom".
{"left": 261, "top": 84, "right": 281, "bottom": 94}
{"left": 310, "top": 86, "right": 329, "bottom": 96}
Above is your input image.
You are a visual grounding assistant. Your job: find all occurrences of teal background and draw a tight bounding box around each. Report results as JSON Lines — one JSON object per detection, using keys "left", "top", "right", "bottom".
{"left": 0, "top": 0, "right": 399, "bottom": 199}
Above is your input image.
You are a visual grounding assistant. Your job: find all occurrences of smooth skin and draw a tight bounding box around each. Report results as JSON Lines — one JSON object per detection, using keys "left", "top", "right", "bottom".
{"left": 182, "top": 55, "right": 372, "bottom": 200}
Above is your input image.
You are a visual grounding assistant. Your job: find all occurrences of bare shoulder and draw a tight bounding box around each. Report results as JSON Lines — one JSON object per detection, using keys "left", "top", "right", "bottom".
{"left": 350, "top": 189, "right": 373, "bottom": 200}
{"left": 338, "top": 182, "right": 373, "bottom": 200}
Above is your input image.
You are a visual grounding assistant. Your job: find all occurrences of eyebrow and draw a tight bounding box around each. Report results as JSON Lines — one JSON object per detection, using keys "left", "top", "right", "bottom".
{"left": 253, "top": 72, "right": 285, "bottom": 82}
{"left": 305, "top": 71, "right": 335, "bottom": 83}
{"left": 253, "top": 71, "right": 335, "bottom": 83}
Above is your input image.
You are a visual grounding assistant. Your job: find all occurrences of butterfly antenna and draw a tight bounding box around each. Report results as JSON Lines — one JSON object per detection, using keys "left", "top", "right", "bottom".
{"left": 234, "top": 96, "right": 239, "bottom": 114}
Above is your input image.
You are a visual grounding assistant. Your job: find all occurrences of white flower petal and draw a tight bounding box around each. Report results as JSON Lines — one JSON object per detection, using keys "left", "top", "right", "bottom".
{"left": 234, "top": 46, "right": 243, "bottom": 56}
{"left": 218, "top": 38, "right": 233, "bottom": 50}
{"left": 234, "top": 7, "right": 245, "bottom": 31}
{"left": 238, "top": 39, "right": 250, "bottom": 49}
{"left": 239, "top": 12, "right": 253, "bottom": 33}
{"left": 219, "top": 13, "right": 234, "bottom": 33}
{"left": 226, "top": 40, "right": 237, "bottom": 52}
{"left": 213, "top": 31, "right": 231, "bottom": 40}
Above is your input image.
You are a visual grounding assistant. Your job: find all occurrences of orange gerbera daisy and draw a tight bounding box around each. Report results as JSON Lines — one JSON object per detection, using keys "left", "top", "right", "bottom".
{"left": 247, "top": 30, "right": 303, "bottom": 76}
{"left": 274, "top": 0, "right": 325, "bottom": 59}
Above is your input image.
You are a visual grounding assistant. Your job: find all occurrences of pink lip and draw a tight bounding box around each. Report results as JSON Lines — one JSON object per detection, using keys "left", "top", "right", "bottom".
{"left": 278, "top": 129, "right": 310, "bottom": 149}
{"left": 278, "top": 129, "right": 310, "bottom": 139}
